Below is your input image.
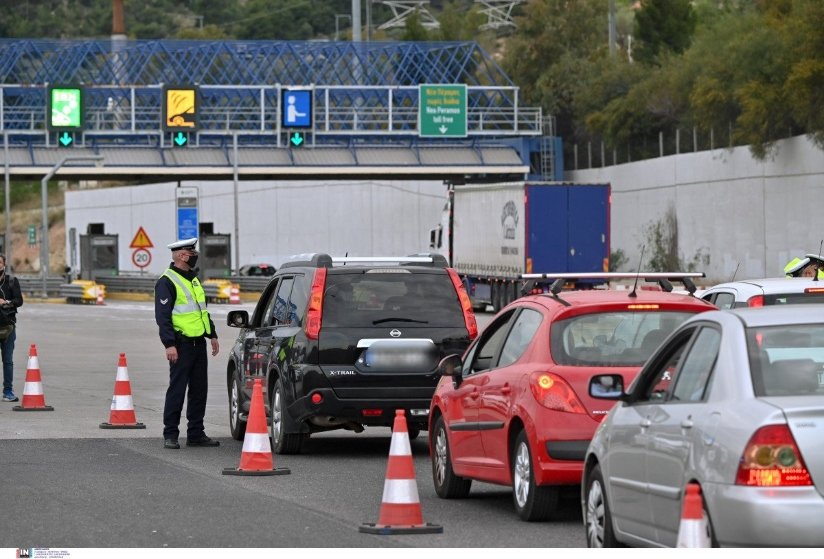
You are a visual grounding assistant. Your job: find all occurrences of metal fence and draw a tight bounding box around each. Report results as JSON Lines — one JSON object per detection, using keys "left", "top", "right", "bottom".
{"left": 16, "top": 274, "right": 270, "bottom": 298}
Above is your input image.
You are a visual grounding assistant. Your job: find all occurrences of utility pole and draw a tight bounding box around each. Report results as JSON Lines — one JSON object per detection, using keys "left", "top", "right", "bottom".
{"left": 608, "top": 0, "right": 617, "bottom": 56}
{"left": 352, "top": 0, "right": 362, "bottom": 42}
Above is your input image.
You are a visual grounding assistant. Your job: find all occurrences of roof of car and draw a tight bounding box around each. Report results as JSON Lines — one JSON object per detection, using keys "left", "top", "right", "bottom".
{"left": 704, "top": 277, "right": 824, "bottom": 295}
{"left": 524, "top": 288, "right": 715, "bottom": 310}
{"left": 723, "top": 304, "right": 824, "bottom": 327}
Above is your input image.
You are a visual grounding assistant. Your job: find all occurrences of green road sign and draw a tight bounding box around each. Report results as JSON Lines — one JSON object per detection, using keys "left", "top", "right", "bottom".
{"left": 28, "top": 225, "right": 36, "bottom": 246}
{"left": 173, "top": 132, "right": 188, "bottom": 146}
{"left": 289, "top": 132, "right": 305, "bottom": 147}
{"left": 418, "top": 84, "right": 467, "bottom": 138}
{"left": 58, "top": 132, "right": 73, "bottom": 147}
{"left": 48, "top": 86, "right": 83, "bottom": 130}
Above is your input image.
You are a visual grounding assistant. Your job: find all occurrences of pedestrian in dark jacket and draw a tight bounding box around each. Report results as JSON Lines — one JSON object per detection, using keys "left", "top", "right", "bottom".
{"left": 0, "top": 254, "right": 24, "bottom": 402}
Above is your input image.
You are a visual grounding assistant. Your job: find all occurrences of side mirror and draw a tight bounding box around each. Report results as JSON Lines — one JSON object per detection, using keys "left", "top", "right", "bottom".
{"left": 227, "top": 309, "right": 249, "bottom": 328}
{"left": 437, "top": 354, "right": 463, "bottom": 380}
{"left": 589, "top": 374, "right": 626, "bottom": 400}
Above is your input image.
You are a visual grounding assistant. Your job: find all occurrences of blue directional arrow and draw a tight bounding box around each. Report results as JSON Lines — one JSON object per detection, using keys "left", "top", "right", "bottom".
{"left": 174, "top": 132, "right": 188, "bottom": 146}
{"left": 290, "top": 132, "right": 304, "bottom": 147}
{"left": 59, "top": 132, "right": 73, "bottom": 147}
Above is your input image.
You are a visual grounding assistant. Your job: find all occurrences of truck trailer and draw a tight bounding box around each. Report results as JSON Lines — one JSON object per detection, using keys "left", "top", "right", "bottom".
{"left": 430, "top": 181, "right": 611, "bottom": 312}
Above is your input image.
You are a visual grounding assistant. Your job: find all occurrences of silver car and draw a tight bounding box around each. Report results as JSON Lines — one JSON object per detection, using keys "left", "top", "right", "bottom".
{"left": 582, "top": 305, "right": 824, "bottom": 547}
{"left": 701, "top": 277, "right": 824, "bottom": 309}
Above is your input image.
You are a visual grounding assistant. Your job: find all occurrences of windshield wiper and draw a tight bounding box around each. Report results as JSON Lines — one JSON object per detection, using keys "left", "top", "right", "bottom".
{"left": 372, "top": 317, "right": 429, "bottom": 325}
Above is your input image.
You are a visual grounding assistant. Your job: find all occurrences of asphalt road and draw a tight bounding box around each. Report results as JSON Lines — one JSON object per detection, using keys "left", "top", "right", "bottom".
{"left": 0, "top": 300, "right": 586, "bottom": 549}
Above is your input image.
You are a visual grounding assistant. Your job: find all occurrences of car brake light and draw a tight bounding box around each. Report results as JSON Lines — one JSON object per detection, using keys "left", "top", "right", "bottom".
{"left": 305, "top": 268, "right": 327, "bottom": 340}
{"left": 748, "top": 295, "right": 764, "bottom": 307}
{"left": 804, "top": 287, "right": 824, "bottom": 293}
{"left": 735, "top": 425, "right": 812, "bottom": 486}
{"left": 529, "top": 372, "right": 586, "bottom": 414}
{"left": 310, "top": 393, "right": 323, "bottom": 404}
{"left": 446, "top": 268, "right": 478, "bottom": 340}
{"left": 627, "top": 304, "right": 659, "bottom": 310}
{"left": 362, "top": 409, "right": 383, "bottom": 417}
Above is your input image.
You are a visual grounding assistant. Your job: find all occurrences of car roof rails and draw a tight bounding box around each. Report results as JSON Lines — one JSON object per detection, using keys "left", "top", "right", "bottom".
{"left": 330, "top": 254, "right": 449, "bottom": 268}
{"left": 519, "top": 272, "right": 705, "bottom": 297}
{"left": 280, "top": 253, "right": 334, "bottom": 269}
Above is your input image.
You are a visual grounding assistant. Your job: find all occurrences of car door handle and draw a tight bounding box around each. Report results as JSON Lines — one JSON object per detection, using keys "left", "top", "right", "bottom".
{"left": 681, "top": 419, "right": 694, "bottom": 429}
{"left": 640, "top": 418, "right": 651, "bottom": 428}
{"left": 500, "top": 384, "right": 511, "bottom": 395}
{"left": 468, "top": 389, "right": 480, "bottom": 399}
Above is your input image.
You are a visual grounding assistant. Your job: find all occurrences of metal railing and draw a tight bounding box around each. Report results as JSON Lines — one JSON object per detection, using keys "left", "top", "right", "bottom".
{"left": 16, "top": 274, "right": 269, "bottom": 298}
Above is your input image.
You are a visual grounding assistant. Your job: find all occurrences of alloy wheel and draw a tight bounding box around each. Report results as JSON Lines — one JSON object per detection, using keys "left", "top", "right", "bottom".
{"left": 586, "top": 478, "right": 606, "bottom": 547}
{"left": 513, "top": 441, "right": 531, "bottom": 508}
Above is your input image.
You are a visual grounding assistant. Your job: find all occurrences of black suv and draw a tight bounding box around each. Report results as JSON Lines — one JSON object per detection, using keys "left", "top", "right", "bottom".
{"left": 226, "top": 253, "right": 478, "bottom": 454}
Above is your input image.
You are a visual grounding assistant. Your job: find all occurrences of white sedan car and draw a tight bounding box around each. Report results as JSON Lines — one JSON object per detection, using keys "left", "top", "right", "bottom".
{"left": 701, "top": 277, "right": 824, "bottom": 308}
{"left": 582, "top": 305, "right": 824, "bottom": 547}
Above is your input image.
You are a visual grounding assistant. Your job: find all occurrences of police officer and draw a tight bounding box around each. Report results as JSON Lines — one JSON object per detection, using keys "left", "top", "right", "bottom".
{"left": 155, "top": 238, "right": 220, "bottom": 449}
{"left": 785, "top": 255, "right": 824, "bottom": 279}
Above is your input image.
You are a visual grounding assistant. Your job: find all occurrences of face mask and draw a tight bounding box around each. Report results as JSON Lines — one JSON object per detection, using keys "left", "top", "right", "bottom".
{"left": 186, "top": 254, "right": 199, "bottom": 269}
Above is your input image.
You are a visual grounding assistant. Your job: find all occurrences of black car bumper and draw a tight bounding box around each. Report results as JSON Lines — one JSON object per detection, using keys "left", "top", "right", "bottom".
{"left": 287, "top": 388, "right": 432, "bottom": 428}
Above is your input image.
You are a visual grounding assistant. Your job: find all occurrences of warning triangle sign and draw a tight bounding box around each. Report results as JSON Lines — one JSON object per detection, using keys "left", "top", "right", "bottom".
{"left": 129, "top": 226, "right": 154, "bottom": 248}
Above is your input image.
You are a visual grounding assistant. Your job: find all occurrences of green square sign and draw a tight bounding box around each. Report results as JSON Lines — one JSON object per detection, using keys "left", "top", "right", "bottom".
{"left": 418, "top": 84, "right": 467, "bottom": 138}
{"left": 48, "top": 86, "right": 84, "bottom": 130}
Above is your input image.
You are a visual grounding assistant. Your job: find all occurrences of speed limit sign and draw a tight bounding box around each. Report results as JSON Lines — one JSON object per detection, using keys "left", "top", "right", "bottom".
{"left": 132, "top": 248, "right": 152, "bottom": 269}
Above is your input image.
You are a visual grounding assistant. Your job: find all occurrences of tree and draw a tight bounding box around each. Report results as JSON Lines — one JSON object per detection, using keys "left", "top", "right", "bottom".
{"left": 634, "top": 0, "right": 696, "bottom": 65}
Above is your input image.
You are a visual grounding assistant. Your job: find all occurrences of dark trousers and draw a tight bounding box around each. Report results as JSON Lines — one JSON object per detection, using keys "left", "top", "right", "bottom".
{"left": 1, "top": 327, "right": 15, "bottom": 393}
{"left": 163, "top": 337, "right": 208, "bottom": 440}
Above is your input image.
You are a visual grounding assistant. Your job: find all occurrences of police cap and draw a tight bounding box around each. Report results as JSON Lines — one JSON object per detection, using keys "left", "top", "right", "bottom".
{"left": 167, "top": 237, "right": 198, "bottom": 252}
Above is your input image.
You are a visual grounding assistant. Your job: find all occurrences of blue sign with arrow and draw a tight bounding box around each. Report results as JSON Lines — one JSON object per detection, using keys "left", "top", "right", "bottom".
{"left": 290, "top": 132, "right": 305, "bottom": 147}
{"left": 58, "top": 132, "right": 73, "bottom": 147}
{"left": 174, "top": 132, "right": 188, "bottom": 147}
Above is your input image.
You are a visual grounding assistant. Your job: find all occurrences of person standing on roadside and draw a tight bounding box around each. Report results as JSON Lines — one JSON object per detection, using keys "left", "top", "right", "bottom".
{"left": 154, "top": 238, "right": 220, "bottom": 449}
{"left": 0, "top": 254, "right": 23, "bottom": 403}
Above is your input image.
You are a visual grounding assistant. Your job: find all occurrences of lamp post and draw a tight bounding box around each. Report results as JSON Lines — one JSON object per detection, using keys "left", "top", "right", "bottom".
{"left": 41, "top": 156, "right": 104, "bottom": 297}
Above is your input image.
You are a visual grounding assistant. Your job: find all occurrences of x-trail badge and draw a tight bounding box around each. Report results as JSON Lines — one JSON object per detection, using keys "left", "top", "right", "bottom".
{"left": 390, "top": 329, "right": 402, "bottom": 337}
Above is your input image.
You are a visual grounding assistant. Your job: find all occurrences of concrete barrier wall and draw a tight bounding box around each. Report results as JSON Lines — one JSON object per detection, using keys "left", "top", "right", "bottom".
{"left": 567, "top": 135, "right": 824, "bottom": 284}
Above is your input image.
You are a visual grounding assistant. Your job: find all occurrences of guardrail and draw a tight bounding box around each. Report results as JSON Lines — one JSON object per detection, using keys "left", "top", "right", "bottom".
{"left": 17, "top": 276, "right": 64, "bottom": 297}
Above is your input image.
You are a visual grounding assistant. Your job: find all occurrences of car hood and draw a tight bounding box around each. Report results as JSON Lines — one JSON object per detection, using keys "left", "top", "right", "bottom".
{"left": 763, "top": 398, "right": 824, "bottom": 496}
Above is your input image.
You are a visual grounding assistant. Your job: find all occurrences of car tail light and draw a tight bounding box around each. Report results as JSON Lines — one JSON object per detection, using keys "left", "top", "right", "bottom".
{"left": 362, "top": 409, "right": 383, "bottom": 417}
{"left": 735, "top": 424, "right": 812, "bottom": 486}
{"left": 446, "top": 268, "right": 478, "bottom": 340}
{"left": 747, "top": 295, "right": 764, "bottom": 308}
{"left": 310, "top": 393, "right": 323, "bottom": 405}
{"left": 529, "top": 372, "right": 586, "bottom": 414}
{"left": 804, "top": 287, "right": 824, "bottom": 294}
{"left": 305, "top": 268, "right": 327, "bottom": 340}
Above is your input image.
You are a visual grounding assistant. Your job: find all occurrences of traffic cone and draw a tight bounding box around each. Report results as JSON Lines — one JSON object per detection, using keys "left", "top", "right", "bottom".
{"left": 100, "top": 353, "right": 145, "bottom": 429}
{"left": 223, "top": 378, "right": 290, "bottom": 476}
{"left": 96, "top": 284, "right": 105, "bottom": 305}
{"left": 360, "top": 409, "right": 442, "bottom": 534}
{"left": 13, "top": 344, "right": 54, "bottom": 412}
{"left": 229, "top": 284, "right": 241, "bottom": 305}
{"left": 676, "top": 483, "right": 712, "bottom": 548}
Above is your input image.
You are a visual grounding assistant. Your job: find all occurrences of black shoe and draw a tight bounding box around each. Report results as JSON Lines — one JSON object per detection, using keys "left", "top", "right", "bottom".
{"left": 164, "top": 438, "right": 180, "bottom": 449}
{"left": 186, "top": 435, "right": 220, "bottom": 447}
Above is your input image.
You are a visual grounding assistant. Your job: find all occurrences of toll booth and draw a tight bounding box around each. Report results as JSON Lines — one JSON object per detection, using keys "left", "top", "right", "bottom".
{"left": 80, "top": 234, "right": 118, "bottom": 280}
{"left": 200, "top": 233, "right": 231, "bottom": 279}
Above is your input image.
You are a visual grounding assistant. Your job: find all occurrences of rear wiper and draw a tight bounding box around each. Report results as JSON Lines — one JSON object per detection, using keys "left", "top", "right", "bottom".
{"left": 372, "top": 317, "right": 429, "bottom": 324}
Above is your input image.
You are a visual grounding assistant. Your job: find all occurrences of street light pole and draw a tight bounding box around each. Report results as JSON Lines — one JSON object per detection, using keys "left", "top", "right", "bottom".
{"left": 40, "top": 156, "right": 104, "bottom": 297}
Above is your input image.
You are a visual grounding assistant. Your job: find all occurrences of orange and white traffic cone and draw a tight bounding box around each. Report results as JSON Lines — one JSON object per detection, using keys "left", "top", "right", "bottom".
{"left": 676, "top": 483, "right": 712, "bottom": 548}
{"left": 229, "top": 284, "right": 241, "bottom": 305}
{"left": 96, "top": 284, "right": 105, "bottom": 306}
{"left": 360, "top": 409, "right": 442, "bottom": 534}
{"left": 100, "top": 353, "right": 145, "bottom": 429}
{"left": 13, "top": 344, "right": 54, "bottom": 412}
{"left": 223, "top": 378, "right": 290, "bottom": 476}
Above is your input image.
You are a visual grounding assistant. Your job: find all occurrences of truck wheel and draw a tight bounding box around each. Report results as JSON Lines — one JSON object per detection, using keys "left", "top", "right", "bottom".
{"left": 491, "top": 283, "right": 500, "bottom": 313}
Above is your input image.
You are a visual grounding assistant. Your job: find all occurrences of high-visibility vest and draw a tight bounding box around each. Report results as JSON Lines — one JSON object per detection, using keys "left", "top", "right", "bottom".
{"left": 163, "top": 269, "right": 211, "bottom": 337}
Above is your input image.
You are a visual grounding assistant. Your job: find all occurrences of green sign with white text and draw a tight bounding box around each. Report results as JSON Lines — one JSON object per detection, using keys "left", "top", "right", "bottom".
{"left": 48, "top": 86, "right": 83, "bottom": 130}
{"left": 418, "top": 84, "right": 467, "bottom": 138}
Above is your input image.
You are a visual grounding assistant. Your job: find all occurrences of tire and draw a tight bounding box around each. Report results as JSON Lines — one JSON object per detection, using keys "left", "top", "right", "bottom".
{"left": 511, "top": 430, "right": 558, "bottom": 521}
{"left": 269, "top": 377, "right": 304, "bottom": 455}
{"left": 229, "top": 374, "right": 247, "bottom": 441}
{"left": 431, "top": 416, "right": 472, "bottom": 498}
{"left": 584, "top": 464, "right": 622, "bottom": 547}
{"left": 490, "top": 283, "right": 500, "bottom": 313}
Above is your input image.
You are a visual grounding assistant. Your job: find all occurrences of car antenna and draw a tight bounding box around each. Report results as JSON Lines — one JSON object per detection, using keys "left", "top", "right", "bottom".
{"left": 815, "top": 240, "right": 823, "bottom": 282}
{"left": 730, "top": 262, "right": 740, "bottom": 282}
{"left": 628, "top": 245, "right": 645, "bottom": 299}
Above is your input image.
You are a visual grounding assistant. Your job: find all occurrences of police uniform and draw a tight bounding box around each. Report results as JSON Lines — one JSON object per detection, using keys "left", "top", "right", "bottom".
{"left": 155, "top": 238, "right": 219, "bottom": 449}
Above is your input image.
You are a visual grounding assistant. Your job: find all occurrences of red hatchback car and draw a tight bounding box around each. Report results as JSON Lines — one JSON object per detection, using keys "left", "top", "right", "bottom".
{"left": 428, "top": 273, "right": 715, "bottom": 520}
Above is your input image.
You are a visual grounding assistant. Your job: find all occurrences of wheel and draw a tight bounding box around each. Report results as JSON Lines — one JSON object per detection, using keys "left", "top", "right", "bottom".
{"left": 228, "top": 374, "right": 246, "bottom": 441}
{"left": 269, "top": 377, "right": 304, "bottom": 455}
{"left": 511, "top": 430, "right": 558, "bottom": 521}
{"left": 584, "top": 463, "right": 622, "bottom": 547}
{"left": 431, "top": 416, "right": 472, "bottom": 498}
{"left": 490, "top": 283, "right": 500, "bottom": 313}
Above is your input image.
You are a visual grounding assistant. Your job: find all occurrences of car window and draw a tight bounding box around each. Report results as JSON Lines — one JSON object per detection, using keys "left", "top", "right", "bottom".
{"left": 671, "top": 327, "right": 721, "bottom": 402}
{"left": 322, "top": 272, "right": 464, "bottom": 328}
{"left": 466, "top": 310, "right": 516, "bottom": 375}
{"left": 497, "top": 308, "right": 543, "bottom": 367}
{"left": 550, "top": 311, "right": 696, "bottom": 367}
{"left": 272, "top": 277, "right": 295, "bottom": 325}
{"left": 712, "top": 292, "right": 735, "bottom": 310}
{"left": 287, "top": 275, "right": 308, "bottom": 326}
{"left": 748, "top": 325, "right": 824, "bottom": 397}
{"left": 254, "top": 279, "right": 280, "bottom": 327}
{"left": 632, "top": 327, "right": 696, "bottom": 403}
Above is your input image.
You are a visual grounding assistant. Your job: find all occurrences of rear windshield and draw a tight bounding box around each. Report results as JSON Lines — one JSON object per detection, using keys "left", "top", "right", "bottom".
{"left": 761, "top": 292, "right": 824, "bottom": 305}
{"left": 322, "top": 271, "right": 465, "bottom": 328}
{"left": 550, "top": 311, "right": 696, "bottom": 367}
{"left": 747, "top": 325, "right": 824, "bottom": 397}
